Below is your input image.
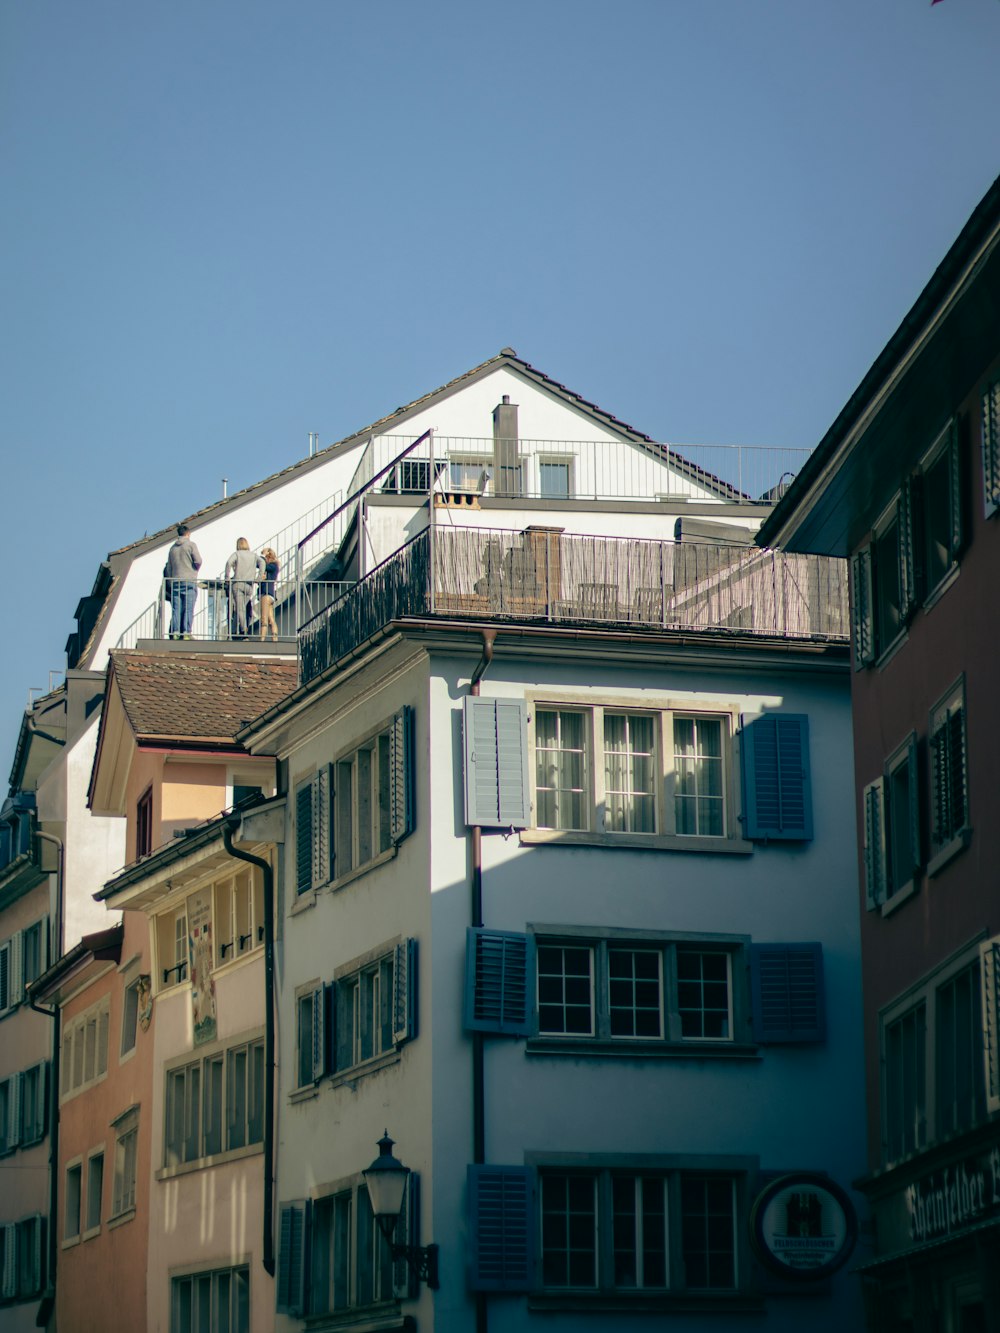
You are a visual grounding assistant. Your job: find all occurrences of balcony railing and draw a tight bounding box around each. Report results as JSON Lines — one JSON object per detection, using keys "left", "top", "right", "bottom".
{"left": 122, "top": 579, "right": 354, "bottom": 645}
{"left": 300, "top": 527, "right": 848, "bottom": 684}
{"left": 348, "top": 433, "right": 810, "bottom": 507}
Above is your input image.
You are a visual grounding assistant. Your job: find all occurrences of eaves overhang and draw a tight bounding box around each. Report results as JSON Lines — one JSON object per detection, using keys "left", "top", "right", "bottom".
{"left": 30, "top": 924, "right": 123, "bottom": 1007}
{"left": 757, "top": 172, "right": 1000, "bottom": 556}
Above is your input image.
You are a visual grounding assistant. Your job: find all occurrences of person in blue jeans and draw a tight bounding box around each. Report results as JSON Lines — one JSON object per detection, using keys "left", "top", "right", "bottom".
{"left": 164, "top": 524, "right": 203, "bottom": 638}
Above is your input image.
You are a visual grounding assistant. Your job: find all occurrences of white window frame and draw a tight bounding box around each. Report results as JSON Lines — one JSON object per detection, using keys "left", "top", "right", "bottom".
{"left": 526, "top": 695, "right": 747, "bottom": 853}
{"left": 64, "top": 1156, "right": 83, "bottom": 1245}
{"left": 61, "top": 997, "right": 110, "bottom": 1102}
{"left": 332, "top": 724, "right": 395, "bottom": 885}
{"left": 928, "top": 676, "right": 970, "bottom": 875}
{"left": 170, "top": 1262, "right": 251, "bottom": 1332}
{"left": 85, "top": 1146, "right": 105, "bottom": 1237}
{"left": 162, "top": 1033, "right": 265, "bottom": 1172}
{"left": 111, "top": 1107, "right": 139, "bottom": 1220}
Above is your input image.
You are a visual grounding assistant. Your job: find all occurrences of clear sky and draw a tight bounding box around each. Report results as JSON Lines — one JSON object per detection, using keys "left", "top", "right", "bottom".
{"left": 2, "top": 0, "right": 999, "bottom": 770}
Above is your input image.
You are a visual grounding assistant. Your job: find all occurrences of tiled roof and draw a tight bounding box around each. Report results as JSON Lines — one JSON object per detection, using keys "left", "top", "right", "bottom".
{"left": 110, "top": 652, "right": 298, "bottom": 743}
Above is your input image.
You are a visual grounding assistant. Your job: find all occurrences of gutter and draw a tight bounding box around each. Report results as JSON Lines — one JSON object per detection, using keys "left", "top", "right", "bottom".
{"left": 222, "top": 819, "right": 276, "bottom": 1277}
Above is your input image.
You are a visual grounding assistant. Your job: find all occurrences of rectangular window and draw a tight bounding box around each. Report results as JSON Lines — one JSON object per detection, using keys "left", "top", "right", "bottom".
{"left": 86, "top": 1150, "right": 104, "bottom": 1232}
{"left": 929, "top": 679, "right": 969, "bottom": 863}
{"left": 676, "top": 948, "right": 732, "bottom": 1040}
{"left": 538, "top": 460, "right": 571, "bottom": 499}
{"left": 921, "top": 425, "right": 961, "bottom": 596}
{"left": 15, "top": 1215, "right": 43, "bottom": 1299}
{"left": 164, "top": 1037, "right": 264, "bottom": 1168}
{"left": 61, "top": 998, "right": 110, "bottom": 1100}
{"left": 336, "top": 955, "right": 394, "bottom": 1071}
{"left": 884, "top": 1003, "right": 928, "bottom": 1164}
{"left": 112, "top": 1111, "right": 138, "bottom": 1217}
{"left": 121, "top": 979, "right": 140, "bottom": 1056}
{"left": 170, "top": 1264, "right": 250, "bottom": 1333}
{"left": 20, "top": 1061, "right": 45, "bottom": 1145}
{"left": 531, "top": 702, "right": 742, "bottom": 843}
{"left": 65, "top": 1162, "right": 82, "bottom": 1241}
{"left": 937, "top": 962, "right": 983, "bottom": 1138}
{"left": 136, "top": 786, "right": 153, "bottom": 859}
{"left": 21, "top": 919, "right": 46, "bottom": 991}
{"left": 537, "top": 1166, "right": 738, "bottom": 1295}
{"left": 214, "top": 869, "right": 263, "bottom": 965}
{"left": 334, "top": 729, "right": 395, "bottom": 880}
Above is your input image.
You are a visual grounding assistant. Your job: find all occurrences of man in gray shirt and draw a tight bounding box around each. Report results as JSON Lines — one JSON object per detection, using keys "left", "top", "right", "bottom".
{"left": 164, "top": 524, "right": 202, "bottom": 638}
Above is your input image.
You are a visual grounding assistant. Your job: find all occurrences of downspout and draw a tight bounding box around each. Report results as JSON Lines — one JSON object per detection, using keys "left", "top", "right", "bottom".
{"left": 34, "top": 829, "right": 64, "bottom": 1322}
{"left": 469, "top": 630, "right": 495, "bottom": 1333}
{"left": 222, "top": 822, "right": 276, "bottom": 1277}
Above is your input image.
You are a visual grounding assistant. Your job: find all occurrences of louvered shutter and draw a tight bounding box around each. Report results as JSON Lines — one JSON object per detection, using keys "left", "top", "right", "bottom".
{"left": 295, "top": 781, "right": 314, "bottom": 895}
{"left": 393, "top": 1173, "right": 420, "bottom": 1298}
{"left": 467, "top": 1165, "right": 534, "bottom": 1292}
{"left": 310, "top": 987, "right": 326, "bottom": 1083}
{"left": 898, "top": 481, "right": 918, "bottom": 621}
{"left": 982, "top": 939, "right": 1000, "bottom": 1114}
{"left": 312, "top": 766, "right": 330, "bottom": 889}
{"left": 2, "top": 1222, "right": 16, "bottom": 1299}
{"left": 28, "top": 1215, "right": 44, "bottom": 1295}
{"left": 983, "top": 381, "right": 1000, "bottom": 518}
{"left": 905, "top": 732, "right": 922, "bottom": 877}
{"left": 740, "top": 714, "right": 813, "bottom": 841}
{"left": 464, "top": 928, "right": 534, "bottom": 1036}
{"left": 464, "top": 698, "right": 530, "bottom": 829}
{"left": 9, "top": 934, "right": 23, "bottom": 1007}
{"left": 863, "top": 779, "right": 886, "bottom": 911}
{"left": 276, "top": 1200, "right": 310, "bottom": 1315}
{"left": 0, "top": 942, "right": 9, "bottom": 1014}
{"left": 850, "top": 547, "right": 874, "bottom": 668}
{"left": 947, "top": 419, "right": 965, "bottom": 560}
{"left": 750, "top": 943, "right": 825, "bottom": 1043}
{"left": 390, "top": 708, "right": 415, "bottom": 843}
{"left": 8, "top": 1072, "right": 22, "bottom": 1151}
{"left": 393, "top": 938, "right": 417, "bottom": 1045}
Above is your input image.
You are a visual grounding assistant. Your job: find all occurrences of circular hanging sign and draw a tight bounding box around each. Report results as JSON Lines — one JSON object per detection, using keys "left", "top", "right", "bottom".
{"left": 749, "top": 1174, "right": 857, "bottom": 1281}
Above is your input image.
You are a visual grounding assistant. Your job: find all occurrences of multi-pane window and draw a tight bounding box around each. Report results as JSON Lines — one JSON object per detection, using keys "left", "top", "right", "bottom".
{"left": 136, "top": 786, "right": 153, "bottom": 859}
{"left": 882, "top": 945, "right": 991, "bottom": 1166}
{"left": 121, "top": 979, "right": 140, "bottom": 1056}
{"left": 537, "top": 1167, "right": 738, "bottom": 1294}
{"left": 336, "top": 954, "right": 395, "bottom": 1071}
{"left": 171, "top": 1264, "right": 250, "bottom": 1333}
{"left": 0, "top": 1062, "right": 48, "bottom": 1154}
{"left": 21, "top": 920, "right": 46, "bottom": 991}
{"left": 673, "top": 716, "right": 724, "bottom": 836}
{"left": 536, "top": 937, "right": 735, "bottom": 1046}
{"left": 61, "top": 998, "right": 110, "bottom": 1100}
{"left": 538, "top": 460, "right": 571, "bottom": 499}
{"left": 65, "top": 1161, "right": 82, "bottom": 1240}
{"left": 532, "top": 704, "right": 737, "bottom": 840}
{"left": 86, "top": 1150, "right": 104, "bottom": 1232}
{"left": 0, "top": 1215, "right": 44, "bottom": 1300}
{"left": 929, "top": 679, "right": 969, "bottom": 859}
{"left": 280, "top": 1177, "right": 413, "bottom": 1317}
{"left": 213, "top": 868, "right": 263, "bottom": 965}
{"left": 164, "top": 1037, "right": 264, "bottom": 1167}
{"left": 1, "top": 917, "right": 49, "bottom": 1018}
{"left": 112, "top": 1110, "right": 138, "bottom": 1217}
{"left": 864, "top": 735, "right": 921, "bottom": 911}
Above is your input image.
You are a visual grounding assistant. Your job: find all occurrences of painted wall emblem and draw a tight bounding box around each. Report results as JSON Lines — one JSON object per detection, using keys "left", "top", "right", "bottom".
{"left": 188, "top": 889, "right": 217, "bottom": 1046}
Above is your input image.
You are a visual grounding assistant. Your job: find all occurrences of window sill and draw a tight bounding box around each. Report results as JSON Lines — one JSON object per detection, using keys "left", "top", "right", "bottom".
{"left": 213, "top": 944, "right": 264, "bottom": 978}
{"left": 304, "top": 1301, "right": 408, "bottom": 1332}
{"left": 61, "top": 1236, "right": 81, "bottom": 1251}
{"left": 107, "top": 1207, "right": 136, "bottom": 1231}
{"left": 874, "top": 628, "right": 909, "bottom": 672}
{"left": 156, "top": 1140, "right": 263, "bottom": 1181}
{"left": 881, "top": 879, "right": 919, "bottom": 917}
{"left": 330, "top": 1049, "right": 401, "bottom": 1089}
{"left": 290, "top": 1083, "right": 320, "bottom": 1105}
{"left": 922, "top": 563, "right": 960, "bottom": 613}
{"left": 526, "top": 1038, "right": 760, "bottom": 1060}
{"left": 330, "top": 846, "right": 398, "bottom": 894}
{"left": 519, "top": 829, "right": 752, "bottom": 855}
{"left": 291, "top": 888, "right": 317, "bottom": 916}
{"left": 527, "top": 1290, "right": 762, "bottom": 1315}
{"left": 927, "top": 828, "right": 971, "bottom": 879}
{"left": 82, "top": 1225, "right": 101, "bottom": 1242}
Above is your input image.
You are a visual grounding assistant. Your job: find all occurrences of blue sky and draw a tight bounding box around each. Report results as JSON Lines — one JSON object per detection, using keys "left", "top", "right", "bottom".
{"left": 2, "top": 0, "right": 999, "bottom": 767}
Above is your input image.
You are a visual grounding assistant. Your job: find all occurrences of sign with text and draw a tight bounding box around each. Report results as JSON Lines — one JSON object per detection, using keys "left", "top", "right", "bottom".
{"left": 750, "top": 1174, "right": 857, "bottom": 1281}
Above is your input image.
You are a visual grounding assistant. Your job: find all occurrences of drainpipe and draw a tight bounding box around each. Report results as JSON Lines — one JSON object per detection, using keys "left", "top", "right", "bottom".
{"left": 33, "top": 829, "right": 64, "bottom": 1319}
{"left": 222, "top": 821, "right": 276, "bottom": 1276}
{"left": 469, "top": 630, "right": 495, "bottom": 1333}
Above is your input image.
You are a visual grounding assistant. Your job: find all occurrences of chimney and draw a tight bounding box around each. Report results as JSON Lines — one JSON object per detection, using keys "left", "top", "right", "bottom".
{"left": 492, "top": 395, "right": 521, "bottom": 497}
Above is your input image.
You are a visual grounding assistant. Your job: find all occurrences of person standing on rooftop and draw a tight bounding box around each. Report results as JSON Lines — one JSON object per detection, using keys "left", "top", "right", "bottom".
{"left": 226, "top": 537, "right": 264, "bottom": 638}
{"left": 164, "top": 523, "right": 202, "bottom": 639}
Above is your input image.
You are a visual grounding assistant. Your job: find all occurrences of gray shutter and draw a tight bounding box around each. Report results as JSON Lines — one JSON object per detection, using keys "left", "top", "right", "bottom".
{"left": 850, "top": 547, "right": 874, "bottom": 668}
{"left": 750, "top": 943, "right": 825, "bottom": 1043}
{"left": 0, "top": 942, "right": 8, "bottom": 1014}
{"left": 276, "top": 1200, "right": 310, "bottom": 1315}
{"left": 390, "top": 708, "right": 415, "bottom": 844}
{"left": 464, "top": 928, "right": 534, "bottom": 1036}
{"left": 904, "top": 732, "right": 921, "bottom": 877}
{"left": 8, "top": 1072, "right": 22, "bottom": 1151}
{"left": 740, "top": 714, "right": 813, "bottom": 841}
{"left": 863, "top": 778, "right": 886, "bottom": 911}
{"left": 947, "top": 419, "right": 965, "bottom": 559}
{"left": 311, "top": 987, "right": 326, "bottom": 1083}
{"left": 295, "top": 782, "right": 314, "bottom": 895}
{"left": 982, "top": 939, "right": 1000, "bottom": 1115}
{"left": 464, "top": 697, "right": 530, "bottom": 829}
{"left": 1, "top": 1222, "right": 15, "bottom": 1298}
{"left": 898, "top": 482, "right": 917, "bottom": 621}
{"left": 393, "top": 938, "right": 417, "bottom": 1045}
{"left": 467, "top": 1165, "right": 534, "bottom": 1292}
{"left": 9, "top": 934, "right": 22, "bottom": 1007}
{"left": 312, "top": 767, "right": 330, "bottom": 890}
{"left": 982, "top": 382, "right": 1000, "bottom": 519}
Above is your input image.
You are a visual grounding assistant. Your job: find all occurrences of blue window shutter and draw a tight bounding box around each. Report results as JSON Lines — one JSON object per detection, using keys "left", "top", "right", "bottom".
{"left": 464, "top": 928, "right": 534, "bottom": 1036}
{"left": 391, "top": 708, "right": 415, "bottom": 843}
{"left": 467, "top": 1165, "right": 534, "bottom": 1292}
{"left": 276, "top": 1199, "right": 310, "bottom": 1315}
{"left": 295, "top": 782, "right": 314, "bottom": 895}
{"left": 464, "top": 698, "right": 530, "bottom": 829}
{"left": 393, "top": 938, "right": 417, "bottom": 1045}
{"left": 740, "top": 713, "right": 813, "bottom": 841}
{"left": 750, "top": 943, "right": 825, "bottom": 1043}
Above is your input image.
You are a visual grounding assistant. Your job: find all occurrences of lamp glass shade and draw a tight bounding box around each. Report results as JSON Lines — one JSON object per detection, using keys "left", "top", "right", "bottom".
{"left": 363, "top": 1133, "right": 410, "bottom": 1222}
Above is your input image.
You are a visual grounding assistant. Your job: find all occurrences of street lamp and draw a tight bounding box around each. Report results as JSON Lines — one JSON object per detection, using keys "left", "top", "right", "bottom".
{"left": 363, "top": 1131, "right": 439, "bottom": 1290}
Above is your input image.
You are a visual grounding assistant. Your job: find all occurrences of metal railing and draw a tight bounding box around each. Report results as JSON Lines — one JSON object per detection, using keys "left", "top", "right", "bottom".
{"left": 300, "top": 527, "right": 848, "bottom": 683}
{"left": 347, "top": 433, "right": 809, "bottom": 506}
{"left": 136, "top": 578, "right": 355, "bottom": 644}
